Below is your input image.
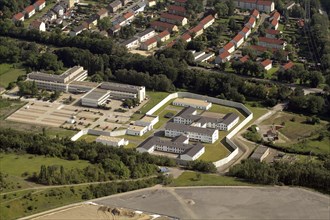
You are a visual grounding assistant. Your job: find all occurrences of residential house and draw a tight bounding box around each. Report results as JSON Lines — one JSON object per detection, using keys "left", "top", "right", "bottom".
{"left": 233, "top": 0, "right": 275, "bottom": 13}
{"left": 220, "top": 42, "right": 235, "bottom": 54}
{"left": 97, "top": 8, "right": 108, "bottom": 20}
{"left": 123, "top": 11, "right": 135, "bottom": 24}
{"left": 174, "top": 0, "right": 187, "bottom": 7}
{"left": 108, "top": 0, "right": 122, "bottom": 13}
{"left": 265, "top": 29, "right": 280, "bottom": 38}
{"left": 34, "top": 0, "right": 46, "bottom": 11}
{"left": 53, "top": 4, "right": 65, "bottom": 17}
{"left": 258, "top": 37, "right": 286, "bottom": 50}
{"left": 250, "top": 9, "right": 260, "bottom": 19}
{"left": 122, "top": 37, "right": 140, "bottom": 50}
{"left": 70, "top": 25, "right": 86, "bottom": 36}
{"left": 43, "top": 10, "right": 57, "bottom": 23}
{"left": 85, "top": 15, "right": 98, "bottom": 29}
{"left": 140, "top": 37, "right": 157, "bottom": 51}
{"left": 270, "top": 17, "right": 279, "bottom": 29}
{"left": 121, "top": 0, "right": 130, "bottom": 6}
{"left": 160, "top": 13, "right": 188, "bottom": 26}
{"left": 189, "top": 24, "right": 204, "bottom": 38}
{"left": 150, "top": 21, "right": 179, "bottom": 32}
{"left": 215, "top": 50, "right": 232, "bottom": 64}
{"left": 29, "top": 20, "right": 46, "bottom": 31}
{"left": 257, "top": 0, "right": 275, "bottom": 12}
{"left": 260, "top": 59, "right": 272, "bottom": 70}
{"left": 200, "top": 15, "right": 215, "bottom": 29}
{"left": 281, "top": 61, "right": 294, "bottom": 70}
{"left": 24, "top": 5, "right": 36, "bottom": 18}
{"left": 231, "top": 33, "right": 245, "bottom": 48}
{"left": 109, "top": 24, "right": 121, "bottom": 36}
{"left": 132, "top": 2, "right": 146, "bottom": 14}
{"left": 156, "top": 30, "right": 170, "bottom": 42}
{"left": 240, "top": 26, "right": 251, "bottom": 39}
{"left": 168, "top": 5, "right": 187, "bottom": 16}
{"left": 245, "top": 16, "right": 256, "bottom": 28}
{"left": 136, "top": 28, "right": 156, "bottom": 42}
{"left": 181, "top": 33, "right": 192, "bottom": 42}
{"left": 239, "top": 55, "right": 249, "bottom": 63}
{"left": 13, "top": 13, "right": 25, "bottom": 22}
{"left": 195, "top": 52, "right": 215, "bottom": 63}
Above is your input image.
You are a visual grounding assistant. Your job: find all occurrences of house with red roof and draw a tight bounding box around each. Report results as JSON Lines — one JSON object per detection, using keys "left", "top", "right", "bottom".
{"left": 160, "top": 13, "right": 188, "bottom": 26}
{"left": 282, "top": 61, "right": 294, "bottom": 70}
{"left": 123, "top": 11, "right": 135, "bottom": 24}
{"left": 156, "top": 30, "right": 170, "bottom": 42}
{"left": 231, "top": 33, "right": 245, "bottom": 48}
{"left": 150, "top": 21, "right": 179, "bottom": 32}
{"left": 265, "top": 29, "right": 281, "bottom": 38}
{"left": 233, "top": 0, "right": 275, "bottom": 13}
{"left": 215, "top": 50, "right": 232, "bottom": 64}
{"left": 174, "top": 0, "right": 187, "bottom": 7}
{"left": 24, "top": 5, "right": 36, "bottom": 18}
{"left": 240, "top": 26, "right": 251, "bottom": 39}
{"left": 168, "top": 5, "right": 187, "bottom": 16}
{"left": 181, "top": 33, "right": 192, "bottom": 42}
{"left": 260, "top": 59, "right": 272, "bottom": 70}
{"left": 239, "top": 55, "right": 250, "bottom": 63}
{"left": 220, "top": 42, "right": 235, "bottom": 54}
{"left": 189, "top": 24, "right": 204, "bottom": 38}
{"left": 251, "top": 9, "right": 260, "bottom": 19}
{"left": 29, "top": 20, "right": 46, "bottom": 32}
{"left": 245, "top": 16, "right": 256, "bottom": 28}
{"left": 109, "top": 24, "right": 121, "bottom": 36}
{"left": 270, "top": 18, "right": 279, "bottom": 30}
{"left": 140, "top": 37, "right": 157, "bottom": 51}
{"left": 34, "top": 0, "right": 46, "bottom": 11}
{"left": 200, "top": 15, "right": 215, "bottom": 29}
{"left": 13, "top": 12, "right": 25, "bottom": 22}
{"left": 258, "top": 37, "right": 286, "bottom": 50}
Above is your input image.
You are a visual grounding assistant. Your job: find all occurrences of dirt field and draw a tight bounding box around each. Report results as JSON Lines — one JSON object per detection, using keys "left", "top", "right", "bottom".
{"left": 34, "top": 203, "right": 173, "bottom": 220}
{"left": 94, "top": 186, "right": 329, "bottom": 220}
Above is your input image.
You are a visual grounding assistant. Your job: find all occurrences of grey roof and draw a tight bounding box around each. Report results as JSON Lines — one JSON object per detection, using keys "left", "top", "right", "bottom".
{"left": 165, "top": 122, "right": 217, "bottom": 136}
{"left": 83, "top": 88, "right": 109, "bottom": 100}
{"left": 222, "top": 113, "right": 239, "bottom": 125}
{"left": 28, "top": 72, "right": 65, "bottom": 83}
{"left": 138, "top": 136, "right": 204, "bottom": 158}
{"left": 100, "top": 81, "right": 143, "bottom": 93}
{"left": 136, "top": 28, "right": 155, "bottom": 37}
{"left": 109, "top": 0, "right": 122, "bottom": 8}
{"left": 121, "top": 37, "right": 139, "bottom": 46}
{"left": 53, "top": 4, "right": 64, "bottom": 13}
{"left": 250, "top": 146, "right": 269, "bottom": 160}
{"left": 172, "top": 134, "right": 189, "bottom": 143}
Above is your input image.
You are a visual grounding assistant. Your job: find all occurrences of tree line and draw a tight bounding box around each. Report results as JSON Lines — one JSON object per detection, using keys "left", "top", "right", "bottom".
{"left": 228, "top": 158, "right": 330, "bottom": 193}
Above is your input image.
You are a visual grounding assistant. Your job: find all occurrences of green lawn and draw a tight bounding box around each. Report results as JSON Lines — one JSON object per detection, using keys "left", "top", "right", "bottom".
{"left": 209, "top": 103, "right": 246, "bottom": 118}
{"left": 0, "top": 153, "right": 90, "bottom": 177}
{"left": 154, "top": 109, "right": 178, "bottom": 129}
{"left": 140, "top": 91, "right": 169, "bottom": 114}
{"left": 198, "top": 132, "right": 230, "bottom": 162}
{"left": 0, "top": 98, "right": 26, "bottom": 120}
{"left": 0, "top": 63, "right": 25, "bottom": 88}
{"left": 265, "top": 67, "right": 279, "bottom": 79}
{"left": 78, "top": 134, "right": 98, "bottom": 143}
{"left": 171, "top": 172, "right": 253, "bottom": 187}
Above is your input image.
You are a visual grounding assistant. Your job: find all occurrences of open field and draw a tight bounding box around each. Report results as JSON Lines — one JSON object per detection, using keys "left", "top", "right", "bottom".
{"left": 97, "top": 186, "right": 330, "bottom": 220}
{"left": 77, "top": 134, "right": 98, "bottom": 143}
{"left": 198, "top": 134, "right": 230, "bottom": 162}
{"left": 0, "top": 63, "right": 25, "bottom": 88}
{"left": 170, "top": 172, "right": 252, "bottom": 187}
{"left": 209, "top": 103, "right": 246, "bottom": 118}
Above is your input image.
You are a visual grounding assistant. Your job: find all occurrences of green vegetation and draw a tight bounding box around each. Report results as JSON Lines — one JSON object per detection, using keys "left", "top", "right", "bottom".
{"left": 78, "top": 134, "right": 98, "bottom": 143}
{"left": 23, "top": 1, "right": 56, "bottom": 26}
{"left": 0, "top": 98, "right": 26, "bottom": 120}
{"left": 154, "top": 109, "right": 178, "bottom": 129}
{"left": 209, "top": 103, "right": 246, "bottom": 118}
{"left": 198, "top": 136, "right": 230, "bottom": 162}
{"left": 171, "top": 172, "right": 252, "bottom": 187}
{"left": 0, "top": 63, "right": 25, "bottom": 88}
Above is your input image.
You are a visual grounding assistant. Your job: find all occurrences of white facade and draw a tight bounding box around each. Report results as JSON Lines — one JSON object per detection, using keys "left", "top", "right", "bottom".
{"left": 127, "top": 125, "right": 148, "bottom": 136}
{"left": 81, "top": 90, "right": 110, "bottom": 107}
{"left": 173, "top": 98, "right": 212, "bottom": 110}
{"left": 96, "top": 136, "right": 128, "bottom": 147}
{"left": 135, "top": 115, "right": 159, "bottom": 131}
{"left": 181, "top": 147, "right": 205, "bottom": 161}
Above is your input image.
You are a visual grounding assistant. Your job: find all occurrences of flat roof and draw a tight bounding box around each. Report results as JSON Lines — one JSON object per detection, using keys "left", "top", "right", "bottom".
{"left": 138, "top": 115, "right": 157, "bottom": 123}
{"left": 83, "top": 88, "right": 109, "bottom": 100}
{"left": 128, "top": 125, "right": 146, "bottom": 132}
{"left": 69, "top": 81, "right": 100, "bottom": 87}
{"left": 173, "top": 98, "right": 211, "bottom": 107}
{"left": 96, "top": 136, "right": 124, "bottom": 142}
{"left": 100, "top": 82, "right": 143, "bottom": 93}
{"left": 250, "top": 146, "right": 269, "bottom": 160}
{"left": 165, "top": 122, "right": 216, "bottom": 136}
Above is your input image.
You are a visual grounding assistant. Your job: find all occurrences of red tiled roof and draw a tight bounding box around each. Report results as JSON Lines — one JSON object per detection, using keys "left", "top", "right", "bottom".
{"left": 168, "top": 5, "right": 186, "bottom": 12}
{"left": 265, "top": 29, "right": 280, "bottom": 35}
{"left": 259, "top": 37, "right": 284, "bottom": 45}
{"left": 123, "top": 11, "right": 134, "bottom": 19}
{"left": 158, "top": 30, "right": 170, "bottom": 38}
{"left": 283, "top": 61, "right": 294, "bottom": 70}
{"left": 97, "top": 8, "right": 108, "bottom": 16}
{"left": 239, "top": 55, "right": 249, "bottom": 63}
{"left": 30, "top": 20, "right": 43, "bottom": 28}
{"left": 200, "top": 15, "right": 215, "bottom": 25}
{"left": 257, "top": 0, "right": 273, "bottom": 6}
{"left": 167, "top": 41, "right": 175, "bottom": 48}
{"left": 13, "top": 12, "right": 24, "bottom": 20}
{"left": 181, "top": 33, "right": 191, "bottom": 41}
{"left": 247, "top": 16, "right": 256, "bottom": 25}
{"left": 223, "top": 42, "right": 235, "bottom": 51}
{"left": 34, "top": 0, "right": 45, "bottom": 7}
{"left": 241, "top": 26, "right": 251, "bottom": 34}
{"left": 143, "top": 37, "right": 157, "bottom": 45}
{"left": 270, "top": 11, "right": 280, "bottom": 20}
{"left": 161, "top": 13, "right": 186, "bottom": 22}
{"left": 24, "top": 5, "right": 35, "bottom": 13}
{"left": 232, "top": 33, "right": 244, "bottom": 42}
{"left": 189, "top": 24, "right": 203, "bottom": 34}
{"left": 251, "top": 9, "right": 259, "bottom": 17}
{"left": 219, "top": 50, "right": 230, "bottom": 59}
{"left": 261, "top": 59, "right": 272, "bottom": 67}
{"left": 150, "top": 21, "right": 176, "bottom": 30}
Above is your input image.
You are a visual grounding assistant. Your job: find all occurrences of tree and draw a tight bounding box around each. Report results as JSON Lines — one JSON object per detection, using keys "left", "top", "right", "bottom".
{"left": 226, "top": 0, "right": 235, "bottom": 16}
{"left": 308, "top": 71, "right": 324, "bottom": 88}
{"left": 215, "top": 2, "right": 229, "bottom": 17}
{"left": 98, "top": 17, "right": 112, "bottom": 31}
{"left": 307, "top": 95, "right": 325, "bottom": 114}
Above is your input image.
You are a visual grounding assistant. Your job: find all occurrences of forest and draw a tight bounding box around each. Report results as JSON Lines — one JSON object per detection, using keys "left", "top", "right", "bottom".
{"left": 228, "top": 158, "right": 330, "bottom": 193}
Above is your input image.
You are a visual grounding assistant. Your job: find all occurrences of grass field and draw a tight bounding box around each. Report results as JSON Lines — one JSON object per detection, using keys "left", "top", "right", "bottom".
{"left": 198, "top": 132, "right": 230, "bottom": 162}
{"left": 171, "top": 172, "right": 253, "bottom": 187}
{"left": 209, "top": 103, "right": 246, "bottom": 118}
{"left": 23, "top": 1, "right": 56, "bottom": 26}
{"left": 78, "top": 134, "right": 98, "bottom": 143}
{"left": 0, "top": 153, "right": 90, "bottom": 177}
{"left": 0, "top": 63, "right": 25, "bottom": 88}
